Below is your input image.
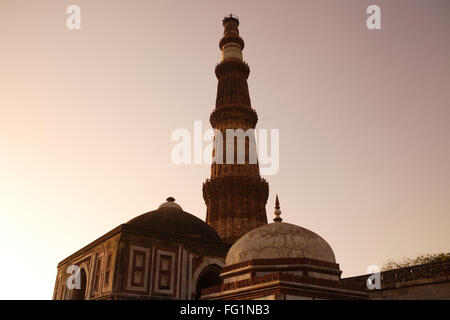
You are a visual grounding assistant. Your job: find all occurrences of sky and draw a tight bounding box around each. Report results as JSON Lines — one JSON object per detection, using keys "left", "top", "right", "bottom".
{"left": 0, "top": 0, "right": 449, "bottom": 299}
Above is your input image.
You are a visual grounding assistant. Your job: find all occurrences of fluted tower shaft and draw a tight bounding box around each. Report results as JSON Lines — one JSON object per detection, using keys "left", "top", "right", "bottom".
{"left": 203, "top": 15, "right": 269, "bottom": 245}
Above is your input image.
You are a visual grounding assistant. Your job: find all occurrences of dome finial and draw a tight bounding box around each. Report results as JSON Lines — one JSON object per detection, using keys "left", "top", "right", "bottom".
{"left": 273, "top": 194, "right": 282, "bottom": 222}
{"left": 158, "top": 197, "right": 182, "bottom": 210}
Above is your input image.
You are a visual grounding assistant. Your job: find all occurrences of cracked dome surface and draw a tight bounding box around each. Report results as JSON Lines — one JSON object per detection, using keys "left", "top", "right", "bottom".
{"left": 225, "top": 221, "right": 336, "bottom": 266}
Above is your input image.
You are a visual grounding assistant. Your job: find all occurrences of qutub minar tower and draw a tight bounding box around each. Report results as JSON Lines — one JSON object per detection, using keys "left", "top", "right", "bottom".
{"left": 52, "top": 15, "right": 449, "bottom": 300}
{"left": 203, "top": 15, "right": 269, "bottom": 245}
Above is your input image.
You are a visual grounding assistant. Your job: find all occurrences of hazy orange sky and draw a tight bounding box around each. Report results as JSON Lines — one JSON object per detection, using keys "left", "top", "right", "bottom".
{"left": 1, "top": 0, "right": 449, "bottom": 299}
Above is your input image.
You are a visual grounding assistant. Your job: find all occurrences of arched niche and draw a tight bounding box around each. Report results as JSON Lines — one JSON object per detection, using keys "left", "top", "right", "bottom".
{"left": 194, "top": 264, "right": 222, "bottom": 300}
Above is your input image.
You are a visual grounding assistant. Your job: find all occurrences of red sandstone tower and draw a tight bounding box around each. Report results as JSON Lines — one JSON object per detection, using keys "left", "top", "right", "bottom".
{"left": 203, "top": 15, "right": 269, "bottom": 245}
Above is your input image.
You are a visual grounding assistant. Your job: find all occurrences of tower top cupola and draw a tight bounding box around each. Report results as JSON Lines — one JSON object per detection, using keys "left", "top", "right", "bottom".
{"left": 219, "top": 14, "right": 245, "bottom": 61}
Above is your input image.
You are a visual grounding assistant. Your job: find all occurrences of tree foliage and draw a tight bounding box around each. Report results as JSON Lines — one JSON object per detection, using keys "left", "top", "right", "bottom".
{"left": 382, "top": 252, "right": 450, "bottom": 271}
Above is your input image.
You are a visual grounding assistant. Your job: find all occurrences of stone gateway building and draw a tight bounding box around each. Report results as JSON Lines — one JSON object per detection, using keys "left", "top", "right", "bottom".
{"left": 53, "top": 15, "right": 450, "bottom": 300}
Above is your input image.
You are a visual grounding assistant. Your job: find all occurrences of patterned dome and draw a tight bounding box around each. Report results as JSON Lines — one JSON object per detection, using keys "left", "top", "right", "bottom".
{"left": 225, "top": 221, "right": 336, "bottom": 266}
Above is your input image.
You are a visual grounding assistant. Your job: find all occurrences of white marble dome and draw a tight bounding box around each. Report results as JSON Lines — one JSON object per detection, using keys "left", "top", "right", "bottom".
{"left": 225, "top": 221, "right": 336, "bottom": 266}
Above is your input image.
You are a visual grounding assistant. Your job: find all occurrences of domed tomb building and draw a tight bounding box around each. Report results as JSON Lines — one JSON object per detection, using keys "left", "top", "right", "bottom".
{"left": 53, "top": 198, "right": 228, "bottom": 300}
{"left": 201, "top": 197, "right": 368, "bottom": 300}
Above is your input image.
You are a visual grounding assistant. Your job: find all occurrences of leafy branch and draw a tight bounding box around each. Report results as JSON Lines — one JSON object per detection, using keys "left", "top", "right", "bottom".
{"left": 382, "top": 252, "right": 450, "bottom": 271}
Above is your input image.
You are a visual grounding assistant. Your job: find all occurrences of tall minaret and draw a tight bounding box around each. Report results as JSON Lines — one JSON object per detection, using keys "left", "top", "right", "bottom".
{"left": 203, "top": 15, "right": 269, "bottom": 245}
